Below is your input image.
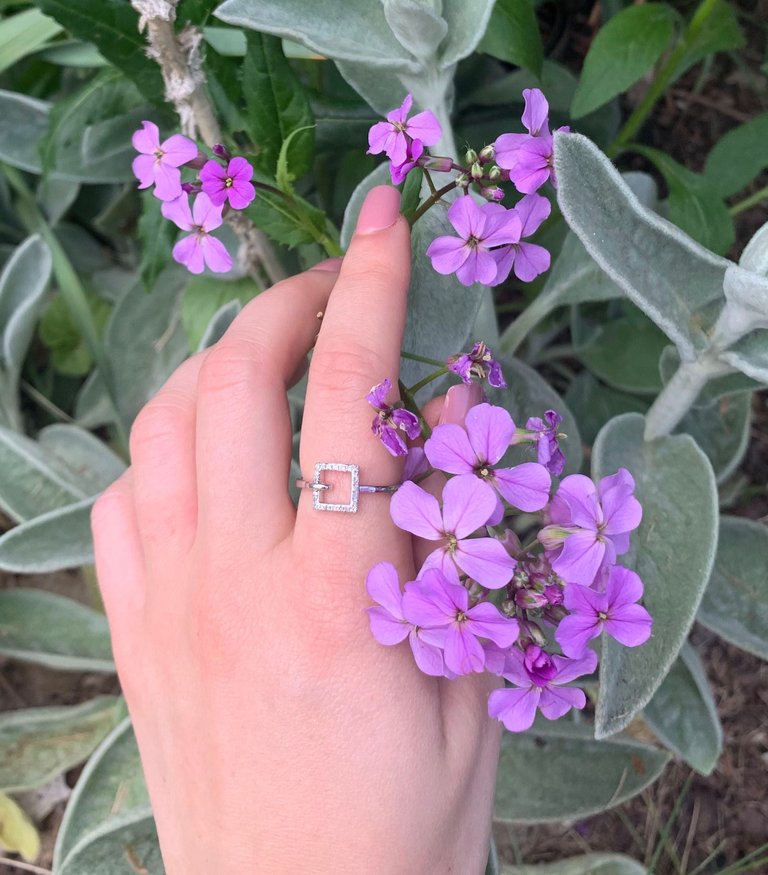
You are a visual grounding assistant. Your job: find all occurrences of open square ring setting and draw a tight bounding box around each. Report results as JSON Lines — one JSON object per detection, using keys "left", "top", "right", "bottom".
{"left": 296, "top": 463, "right": 399, "bottom": 513}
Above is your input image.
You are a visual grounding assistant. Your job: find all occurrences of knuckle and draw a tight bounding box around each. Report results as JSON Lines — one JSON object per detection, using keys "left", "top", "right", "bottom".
{"left": 197, "top": 340, "right": 265, "bottom": 396}
{"left": 129, "top": 397, "right": 188, "bottom": 460}
{"left": 91, "top": 477, "right": 132, "bottom": 534}
{"left": 310, "top": 340, "right": 388, "bottom": 401}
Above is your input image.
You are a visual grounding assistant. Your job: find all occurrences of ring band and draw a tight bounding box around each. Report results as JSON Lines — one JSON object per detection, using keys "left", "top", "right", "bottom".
{"left": 296, "top": 463, "right": 399, "bottom": 513}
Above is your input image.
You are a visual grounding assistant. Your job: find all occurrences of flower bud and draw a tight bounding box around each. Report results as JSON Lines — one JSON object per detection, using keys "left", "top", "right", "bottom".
{"left": 544, "top": 604, "right": 568, "bottom": 624}
{"left": 186, "top": 150, "right": 208, "bottom": 171}
{"left": 499, "top": 529, "right": 523, "bottom": 558}
{"left": 544, "top": 583, "right": 564, "bottom": 606}
{"left": 515, "top": 589, "right": 548, "bottom": 610}
{"left": 519, "top": 619, "right": 547, "bottom": 647}
{"left": 181, "top": 181, "right": 201, "bottom": 194}
{"left": 538, "top": 525, "right": 572, "bottom": 549}
{"left": 464, "top": 148, "right": 478, "bottom": 165}
{"left": 487, "top": 165, "right": 502, "bottom": 181}
{"left": 470, "top": 161, "right": 484, "bottom": 180}
{"left": 420, "top": 154, "right": 453, "bottom": 172}
{"left": 501, "top": 598, "right": 517, "bottom": 618}
{"left": 212, "top": 143, "right": 231, "bottom": 161}
{"left": 479, "top": 144, "right": 496, "bottom": 162}
{"left": 454, "top": 172, "right": 470, "bottom": 189}
{"left": 480, "top": 185, "right": 504, "bottom": 202}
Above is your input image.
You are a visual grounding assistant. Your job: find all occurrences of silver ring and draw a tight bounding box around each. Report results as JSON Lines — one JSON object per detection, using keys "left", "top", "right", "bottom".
{"left": 296, "top": 463, "right": 399, "bottom": 513}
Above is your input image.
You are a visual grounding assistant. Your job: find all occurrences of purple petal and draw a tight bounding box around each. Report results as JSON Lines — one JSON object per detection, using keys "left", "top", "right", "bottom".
{"left": 487, "top": 493, "right": 505, "bottom": 526}
{"left": 488, "top": 361, "right": 506, "bottom": 388}
{"left": 228, "top": 179, "right": 256, "bottom": 210}
{"left": 602, "top": 486, "right": 643, "bottom": 537}
{"left": 521, "top": 88, "right": 550, "bottom": 137}
{"left": 598, "top": 467, "right": 635, "bottom": 498}
{"left": 457, "top": 248, "right": 497, "bottom": 286}
{"left": 132, "top": 154, "right": 156, "bottom": 188}
{"left": 161, "top": 194, "right": 194, "bottom": 230}
{"left": 515, "top": 193, "right": 551, "bottom": 237}
{"left": 539, "top": 685, "right": 585, "bottom": 720}
{"left": 442, "top": 474, "right": 497, "bottom": 538}
{"left": 409, "top": 631, "right": 445, "bottom": 676}
{"left": 160, "top": 133, "right": 198, "bottom": 167}
{"left": 444, "top": 626, "right": 486, "bottom": 675}
{"left": 379, "top": 424, "right": 408, "bottom": 456}
{"left": 466, "top": 602, "right": 519, "bottom": 647}
{"left": 172, "top": 234, "right": 204, "bottom": 274}
{"left": 447, "top": 196, "right": 485, "bottom": 240}
{"left": 367, "top": 120, "right": 397, "bottom": 155}
{"left": 554, "top": 613, "right": 600, "bottom": 658}
{"left": 152, "top": 162, "right": 183, "bottom": 201}
{"left": 500, "top": 646, "right": 531, "bottom": 686}
{"left": 555, "top": 475, "right": 601, "bottom": 529}
{"left": 391, "top": 408, "right": 420, "bottom": 440}
{"left": 365, "top": 562, "right": 404, "bottom": 619}
{"left": 402, "top": 446, "right": 429, "bottom": 482}
{"left": 228, "top": 156, "right": 253, "bottom": 182}
{"left": 563, "top": 583, "right": 606, "bottom": 614}
{"left": 367, "top": 378, "right": 391, "bottom": 410}
{"left": 386, "top": 93, "right": 413, "bottom": 124}
{"left": 390, "top": 480, "right": 443, "bottom": 539}
{"left": 132, "top": 120, "right": 160, "bottom": 154}
{"left": 493, "top": 132, "right": 531, "bottom": 168}
{"left": 481, "top": 206, "right": 522, "bottom": 247}
{"left": 402, "top": 572, "right": 460, "bottom": 627}
{"left": 406, "top": 109, "right": 442, "bottom": 146}
{"left": 605, "top": 565, "right": 644, "bottom": 608}
{"left": 465, "top": 403, "right": 515, "bottom": 466}
{"left": 455, "top": 537, "right": 516, "bottom": 589}
{"left": 605, "top": 604, "right": 652, "bottom": 647}
{"left": 200, "top": 234, "right": 232, "bottom": 273}
{"left": 483, "top": 641, "right": 508, "bottom": 675}
{"left": 488, "top": 686, "right": 540, "bottom": 732}
{"left": 367, "top": 606, "right": 410, "bottom": 644}
{"left": 551, "top": 530, "right": 605, "bottom": 586}
{"left": 424, "top": 424, "right": 476, "bottom": 474}
{"left": 426, "top": 235, "right": 470, "bottom": 276}
{"left": 494, "top": 462, "right": 551, "bottom": 511}
{"left": 508, "top": 139, "right": 552, "bottom": 194}
{"left": 512, "top": 242, "right": 551, "bottom": 282}
{"left": 551, "top": 649, "right": 598, "bottom": 684}
{"left": 491, "top": 245, "right": 516, "bottom": 286}
{"left": 192, "top": 192, "right": 224, "bottom": 230}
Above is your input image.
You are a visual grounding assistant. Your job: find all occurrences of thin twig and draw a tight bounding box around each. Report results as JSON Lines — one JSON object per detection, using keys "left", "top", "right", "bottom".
{"left": 130, "top": 0, "right": 286, "bottom": 284}
{"left": 0, "top": 857, "right": 53, "bottom": 875}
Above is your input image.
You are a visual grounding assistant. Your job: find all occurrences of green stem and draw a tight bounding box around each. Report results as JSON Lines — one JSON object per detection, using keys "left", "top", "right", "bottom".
{"left": 20, "top": 379, "right": 74, "bottom": 423}
{"left": 608, "top": 0, "right": 721, "bottom": 156}
{"left": 401, "top": 350, "right": 444, "bottom": 367}
{"left": 407, "top": 366, "right": 448, "bottom": 396}
{"left": 499, "top": 290, "right": 558, "bottom": 356}
{"left": 423, "top": 168, "right": 438, "bottom": 196}
{"left": 729, "top": 184, "right": 768, "bottom": 216}
{"left": 398, "top": 379, "right": 431, "bottom": 440}
{"left": 2, "top": 163, "right": 129, "bottom": 453}
{"left": 410, "top": 180, "right": 459, "bottom": 225}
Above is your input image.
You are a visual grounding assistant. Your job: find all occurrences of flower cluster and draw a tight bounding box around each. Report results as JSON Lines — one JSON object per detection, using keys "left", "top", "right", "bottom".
{"left": 367, "top": 89, "right": 565, "bottom": 287}
{"left": 365, "top": 389, "right": 652, "bottom": 733}
{"left": 131, "top": 122, "right": 257, "bottom": 275}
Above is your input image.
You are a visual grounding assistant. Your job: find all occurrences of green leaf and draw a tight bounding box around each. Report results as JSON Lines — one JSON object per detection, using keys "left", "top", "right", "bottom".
{"left": 659, "top": 345, "right": 762, "bottom": 406}
{"left": 31, "top": 0, "right": 164, "bottom": 104}
{"left": 39, "top": 39, "right": 107, "bottom": 67}
{"left": 57, "top": 812, "right": 163, "bottom": 875}
{"left": 39, "top": 291, "right": 111, "bottom": 377}
{"left": 570, "top": 4, "right": 678, "bottom": 118}
{"left": 720, "top": 330, "right": 768, "bottom": 384}
{"left": 675, "top": 0, "right": 744, "bottom": 76}
{"left": 0, "top": 589, "right": 114, "bottom": 672}
{"left": 591, "top": 413, "right": 719, "bottom": 737}
{"left": 739, "top": 220, "right": 768, "bottom": 277}
{"left": 577, "top": 314, "right": 667, "bottom": 395}
{"left": 478, "top": 0, "right": 543, "bottom": 77}
{"left": 643, "top": 643, "right": 722, "bottom": 775}
{"left": 494, "top": 722, "right": 669, "bottom": 822}
{"left": 197, "top": 299, "right": 241, "bottom": 351}
{"left": 0, "top": 697, "right": 123, "bottom": 792}
{"left": 54, "top": 719, "right": 153, "bottom": 871}
{"left": 501, "top": 854, "right": 647, "bottom": 875}
{"left": 0, "top": 497, "right": 95, "bottom": 573}
{"left": 564, "top": 371, "right": 649, "bottom": 447}
{"left": 632, "top": 145, "right": 734, "bottom": 256}
{"left": 485, "top": 357, "right": 582, "bottom": 475}
{"left": 0, "top": 7, "right": 63, "bottom": 75}
{"left": 0, "top": 89, "right": 50, "bottom": 174}
{"left": 39, "top": 68, "right": 145, "bottom": 183}
{"left": 37, "top": 423, "right": 125, "bottom": 496}
{"left": 242, "top": 33, "right": 314, "bottom": 179}
{"left": 246, "top": 186, "right": 329, "bottom": 249}
{"left": 215, "top": 0, "right": 416, "bottom": 71}
{"left": 0, "top": 790, "right": 40, "bottom": 862}
{"left": 103, "top": 269, "right": 189, "bottom": 430}
{"left": 555, "top": 132, "right": 730, "bottom": 360}
{"left": 677, "top": 391, "right": 752, "bottom": 484}
{"left": 137, "top": 191, "right": 176, "bottom": 292}
{"left": 382, "top": 0, "right": 447, "bottom": 61}
{"left": 181, "top": 274, "right": 259, "bottom": 351}
{"left": 204, "top": 44, "right": 247, "bottom": 135}
{"left": 276, "top": 124, "right": 316, "bottom": 193}
{"left": 399, "top": 167, "right": 423, "bottom": 222}
{"left": 439, "top": 0, "right": 497, "bottom": 69}
{"left": 704, "top": 113, "right": 768, "bottom": 198}
{"left": 697, "top": 516, "right": 768, "bottom": 661}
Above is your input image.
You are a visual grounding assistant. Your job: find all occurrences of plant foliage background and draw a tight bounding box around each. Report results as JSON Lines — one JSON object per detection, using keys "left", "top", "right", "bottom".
{"left": 0, "top": 0, "right": 766, "bottom": 872}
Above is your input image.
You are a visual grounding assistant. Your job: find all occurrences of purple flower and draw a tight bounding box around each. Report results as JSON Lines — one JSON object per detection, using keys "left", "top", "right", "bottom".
{"left": 494, "top": 89, "right": 567, "bottom": 194}
{"left": 402, "top": 568, "right": 519, "bottom": 675}
{"left": 426, "top": 198, "right": 522, "bottom": 287}
{"left": 425, "top": 403, "right": 551, "bottom": 519}
{"left": 487, "top": 643, "right": 597, "bottom": 732}
{"left": 365, "top": 562, "right": 445, "bottom": 676}
{"left": 402, "top": 446, "right": 429, "bottom": 482}
{"left": 367, "top": 93, "right": 442, "bottom": 166}
{"left": 524, "top": 410, "right": 565, "bottom": 476}
{"left": 447, "top": 341, "right": 506, "bottom": 388}
{"left": 539, "top": 469, "right": 642, "bottom": 586}
{"left": 390, "top": 477, "right": 516, "bottom": 589}
{"left": 200, "top": 156, "right": 256, "bottom": 210}
{"left": 491, "top": 194, "right": 552, "bottom": 283}
{"left": 555, "top": 566, "right": 652, "bottom": 658}
{"left": 161, "top": 193, "right": 232, "bottom": 274}
{"left": 367, "top": 378, "right": 420, "bottom": 457}
{"left": 390, "top": 139, "right": 423, "bottom": 185}
{"left": 132, "top": 121, "right": 198, "bottom": 202}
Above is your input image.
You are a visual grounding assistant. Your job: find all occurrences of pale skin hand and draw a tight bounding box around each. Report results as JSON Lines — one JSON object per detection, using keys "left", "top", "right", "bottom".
{"left": 92, "top": 186, "right": 500, "bottom": 875}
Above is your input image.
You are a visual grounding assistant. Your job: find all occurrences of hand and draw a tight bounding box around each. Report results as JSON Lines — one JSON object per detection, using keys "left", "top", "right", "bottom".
{"left": 92, "top": 186, "right": 500, "bottom": 875}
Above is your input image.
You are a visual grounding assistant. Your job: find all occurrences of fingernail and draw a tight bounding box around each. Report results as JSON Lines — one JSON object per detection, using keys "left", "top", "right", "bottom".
{"left": 356, "top": 185, "right": 401, "bottom": 235}
{"left": 439, "top": 383, "right": 486, "bottom": 426}
{"left": 310, "top": 256, "right": 343, "bottom": 272}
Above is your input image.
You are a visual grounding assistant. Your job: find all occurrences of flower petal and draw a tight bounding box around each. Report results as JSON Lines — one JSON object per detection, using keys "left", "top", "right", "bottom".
{"left": 367, "top": 606, "right": 410, "bottom": 645}
{"left": 409, "top": 631, "right": 445, "bottom": 676}
{"left": 365, "top": 562, "right": 404, "bottom": 619}
{"left": 160, "top": 133, "right": 198, "bottom": 167}
{"left": 390, "top": 480, "right": 443, "bottom": 539}
{"left": 551, "top": 650, "right": 598, "bottom": 684}
{"left": 406, "top": 109, "right": 442, "bottom": 145}
{"left": 455, "top": 537, "right": 516, "bottom": 589}
{"left": 228, "top": 179, "right": 256, "bottom": 210}
{"left": 444, "top": 626, "right": 486, "bottom": 675}
{"left": 488, "top": 685, "right": 540, "bottom": 732}
{"left": 152, "top": 162, "right": 182, "bottom": 201}
{"left": 426, "top": 235, "right": 470, "bottom": 276}
{"left": 605, "top": 604, "right": 652, "bottom": 647}
{"left": 539, "top": 685, "right": 585, "bottom": 720}
{"left": 512, "top": 242, "right": 550, "bottom": 282}
{"left": 554, "top": 613, "right": 600, "bottom": 658}
{"left": 228, "top": 156, "right": 253, "bottom": 181}
{"left": 605, "top": 565, "right": 644, "bottom": 607}
{"left": 161, "top": 194, "right": 194, "bottom": 230}
{"left": 447, "top": 195, "right": 485, "bottom": 240}
{"left": 424, "top": 423, "right": 476, "bottom": 474}
{"left": 494, "top": 462, "right": 551, "bottom": 511}
{"left": 551, "top": 529, "right": 605, "bottom": 586}
{"left": 200, "top": 234, "right": 232, "bottom": 273}
{"left": 465, "top": 403, "right": 515, "bottom": 466}
{"left": 466, "top": 602, "right": 519, "bottom": 647}
{"left": 131, "top": 120, "right": 160, "bottom": 154}
{"left": 192, "top": 192, "right": 224, "bottom": 230}
{"left": 521, "top": 88, "right": 550, "bottom": 136}
{"left": 442, "top": 474, "right": 497, "bottom": 537}
{"left": 172, "top": 234, "right": 204, "bottom": 274}
{"left": 131, "top": 154, "right": 156, "bottom": 189}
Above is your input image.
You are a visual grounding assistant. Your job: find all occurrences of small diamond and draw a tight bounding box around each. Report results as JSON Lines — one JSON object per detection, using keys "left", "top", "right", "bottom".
{"left": 313, "top": 463, "right": 360, "bottom": 512}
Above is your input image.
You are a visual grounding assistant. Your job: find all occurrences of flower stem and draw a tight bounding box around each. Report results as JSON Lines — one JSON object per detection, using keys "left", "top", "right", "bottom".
{"left": 401, "top": 350, "right": 445, "bottom": 367}
{"left": 643, "top": 357, "right": 714, "bottom": 439}
{"left": 729, "top": 184, "right": 768, "bottom": 216}
{"left": 398, "top": 379, "right": 431, "bottom": 440}
{"left": 499, "top": 289, "right": 559, "bottom": 356}
{"left": 410, "top": 180, "right": 459, "bottom": 225}
{"left": 608, "top": 0, "right": 721, "bottom": 157}
{"left": 406, "top": 367, "right": 448, "bottom": 397}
